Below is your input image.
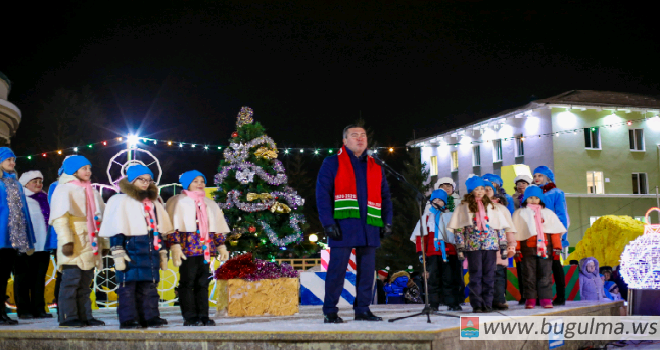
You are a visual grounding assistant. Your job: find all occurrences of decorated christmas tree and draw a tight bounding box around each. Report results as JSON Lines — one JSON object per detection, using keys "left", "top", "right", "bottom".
{"left": 215, "top": 107, "right": 308, "bottom": 260}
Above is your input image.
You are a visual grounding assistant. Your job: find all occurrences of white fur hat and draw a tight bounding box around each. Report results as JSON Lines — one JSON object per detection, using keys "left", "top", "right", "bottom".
{"left": 435, "top": 177, "right": 456, "bottom": 189}
{"left": 514, "top": 174, "right": 533, "bottom": 185}
{"left": 19, "top": 170, "right": 44, "bottom": 187}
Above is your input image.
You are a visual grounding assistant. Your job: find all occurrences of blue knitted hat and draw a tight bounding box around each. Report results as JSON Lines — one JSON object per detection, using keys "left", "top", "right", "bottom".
{"left": 429, "top": 189, "right": 448, "bottom": 206}
{"left": 61, "top": 155, "right": 92, "bottom": 175}
{"left": 0, "top": 147, "right": 15, "bottom": 163}
{"left": 466, "top": 176, "right": 487, "bottom": 194}
{"left": 179, "top": 170, "right": 206, "bottom": 190}
{"left": 482, "top": 173, "right": 503, "bottom": 187}
{"left": 126, "top": 165, "right": 154, "bottom": 183}
{"left": 533, "top": 166, "right": 555, "bottom": 183}
{"left": 522, "top": 185, "right": 546, "bottom": 205}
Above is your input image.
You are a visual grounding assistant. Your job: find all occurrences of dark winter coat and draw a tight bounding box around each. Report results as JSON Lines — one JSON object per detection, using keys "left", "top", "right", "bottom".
{"left": 110, "top": 180, "right": 165, "bottom": 283}
{"left": 316, "top": 147, "right": 393, "bottom": 248}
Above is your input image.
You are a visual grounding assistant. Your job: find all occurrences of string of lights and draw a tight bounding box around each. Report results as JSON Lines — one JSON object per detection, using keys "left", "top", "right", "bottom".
{"left": 15, "top": 113, "right": 659, "bottom": 160}
{"left": 412, "top": 114, "right": 659, "bottom": 147}
{"left": 15, "top": 134, "right": 406, "bottom": 160}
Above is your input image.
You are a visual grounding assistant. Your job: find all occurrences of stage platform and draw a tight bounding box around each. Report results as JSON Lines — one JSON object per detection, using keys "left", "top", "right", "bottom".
{"left": 0, "top": 301, "right": 622, "bottom": 350}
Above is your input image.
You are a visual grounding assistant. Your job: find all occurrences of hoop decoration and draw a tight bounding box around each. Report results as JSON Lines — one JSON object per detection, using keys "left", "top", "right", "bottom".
{"left": 106, "top": 147, "right": 163, "bottom": 190}
{"left": 620, "top": 207, "right": 660, "bottom": 290}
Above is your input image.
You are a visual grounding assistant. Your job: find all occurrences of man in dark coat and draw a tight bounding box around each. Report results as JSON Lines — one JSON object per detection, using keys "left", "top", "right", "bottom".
{"left": 316, "top": 125, "right": 393, "bottom": 323}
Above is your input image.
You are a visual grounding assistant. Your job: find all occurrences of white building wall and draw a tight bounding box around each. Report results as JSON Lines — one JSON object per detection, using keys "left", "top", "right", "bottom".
{"left": 424, "top": 108, "right": 555, "bottom": 196}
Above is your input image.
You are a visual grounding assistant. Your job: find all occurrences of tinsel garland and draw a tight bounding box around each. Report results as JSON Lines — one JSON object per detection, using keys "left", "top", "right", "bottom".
{"left": 217, "top": 187, "right": 304, "bottom": 212}
{"left": 214, "top": 252, "right": 299, "bottom": 281}
{"left": 258, "top": 213, "right": 305, "bottom": 246}
{"left": 215, "top": 161, "right": 288, "bottom": 186}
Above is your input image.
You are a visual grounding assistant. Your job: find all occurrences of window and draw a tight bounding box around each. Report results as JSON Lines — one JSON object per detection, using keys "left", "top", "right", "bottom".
{"left": 584, "top": 127, "right": 601, "bottom": 149}
{"left": 451, "top": 151, "right": 459, "bottom": 172}
{"left": 472, "top": 146, "right": 481, "bottom": 166}
{"left": 586, "top": 171, "right": 604, "bottom": 194}
{"left": 430, "top": 156, "right": 438, "bottom": 176}
{"left": 634, "top": 216, "right": 646, "bottom": 223}
{"left": 492, "top": 139, "right": 503, "bottom": 162}
{"left": 632, "top": 173, "right": 648, "bottom": 194}
{"left": 590, "top": 216, "right": 601, "bottom": 226}
{"left": 515, "top": 134, "right": 524, "bottom": 157}
{"left": 629, "top": 129, "right": 645, "bottom": 151}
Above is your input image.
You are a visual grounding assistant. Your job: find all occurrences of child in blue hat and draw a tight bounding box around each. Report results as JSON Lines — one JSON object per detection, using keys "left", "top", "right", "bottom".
{"left": 410, "top": 189, "right": 464, "bottom": 312}
{"left": 532, "top": 165, "right": 569, "bottom": 306}
{"left": 512, "top": 185, "right": 566, "bottom": 309}
{"left": 0, "top": 147, "right": 37, "bottom": 325}
{"left": 447, "top": 176, "right": 517, "bottom": 313}
{"left": 99, "top": 164, "right": 173, "bottom": 329}
{"left": 48, "top": 155, "right": 106, "bottom": 327}
{"left": 166, "top": 170, "right": 230, "bottom": 326}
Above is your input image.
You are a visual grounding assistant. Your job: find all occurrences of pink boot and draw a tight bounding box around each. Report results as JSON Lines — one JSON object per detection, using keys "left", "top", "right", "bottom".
{"left": 540, "top": 299, "right": 553, "bottom": 308}
{"left": 525, "top": 299, "right": 536, "bottom": 309}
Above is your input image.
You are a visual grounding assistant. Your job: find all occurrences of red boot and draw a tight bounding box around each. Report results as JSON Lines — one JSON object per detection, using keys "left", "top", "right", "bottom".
{"left": 525, "top": 299, "right": 536, "bottom": 309}
{"left": 540, "top": 299, "right": 553, "bottom": 308}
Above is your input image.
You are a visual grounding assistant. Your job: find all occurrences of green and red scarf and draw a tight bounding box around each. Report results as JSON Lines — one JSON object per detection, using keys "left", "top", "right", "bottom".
{"left": 333, "top": 146, "right": 384, "bottom": 227}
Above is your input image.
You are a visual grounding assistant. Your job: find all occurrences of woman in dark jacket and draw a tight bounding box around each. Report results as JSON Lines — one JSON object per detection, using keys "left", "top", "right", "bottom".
{"left": 98, "top": 165, "right": 173, "bottom": 329}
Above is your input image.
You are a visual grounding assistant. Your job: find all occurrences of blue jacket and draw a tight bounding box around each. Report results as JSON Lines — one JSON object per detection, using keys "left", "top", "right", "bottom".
{"left": 0, "top": 172, "right": 37, "bottom": 250}
{"left": 316, "top": 148, "right": 393, "bottom": 248}
{"left": 383, "top": 275, "right": 409, "bottom": 297}
{"left": 110, "top": 233, "right": 164, "bottom": 283}
{"left": 43, "top": 181, "right": 58, "bottom": 251}
{"left": 504, "top": 193, "right": 515, "bottom": 214}
{"left": 544, "top": 187, "right": 570, "bottom": 248}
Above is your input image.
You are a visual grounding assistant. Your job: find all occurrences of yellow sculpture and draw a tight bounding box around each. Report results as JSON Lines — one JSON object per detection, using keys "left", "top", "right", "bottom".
{"left": 567, "top": 215, "right": 645, "bottom": 267}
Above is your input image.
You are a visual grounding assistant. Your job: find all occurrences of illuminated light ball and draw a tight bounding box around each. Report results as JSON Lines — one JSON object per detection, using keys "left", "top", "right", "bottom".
{"left": 309, "top": 234, "right": 318, "bottom": 242}
{"left": 27, "top": 156, "right": 32, "bottom": 160}
{"left": 389, "top": 147, "right": 394, "bottom": 152}
{"left": 248, "top": 226, "right": 256, "bottom": 233}
{"left": 57, "top": 150, "right": 62, "bottom": 155}
{"left": 168, "top": 141, "right": 172, "bottom": 146}
{"left": 232, "top": 131, "right": 238, "bottom": 138}
{"left": 620, "top": 209, "right": 660, "bottom": 290}
{"left": 42, "top": 153, "right": 46, "bottom": 157}
{"left": 627, "top": 121, "right": 633, "bottom": 126}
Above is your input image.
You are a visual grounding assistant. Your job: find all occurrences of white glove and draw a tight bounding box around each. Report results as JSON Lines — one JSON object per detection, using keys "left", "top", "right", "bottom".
{"left": 159, "top": 250, "right": 169, "bottom": 271}
{"left": 112, "top": 249, "right": 131, "bottom": 271}
{"left": 170, "top": 244, "right": 187, "bottom": 267}
{"left": 217, "top": 244, "right": 229, "bottom": 262}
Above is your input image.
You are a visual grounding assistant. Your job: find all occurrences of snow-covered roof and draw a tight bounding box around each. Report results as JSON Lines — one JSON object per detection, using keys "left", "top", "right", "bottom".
{"left": 407, "top": 90, "right": 660, "bottom": 146}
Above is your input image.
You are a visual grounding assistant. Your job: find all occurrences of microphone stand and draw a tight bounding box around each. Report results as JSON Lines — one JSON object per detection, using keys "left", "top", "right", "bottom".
{"left": 370, "top": 155, "right": 459, "bottom": 323}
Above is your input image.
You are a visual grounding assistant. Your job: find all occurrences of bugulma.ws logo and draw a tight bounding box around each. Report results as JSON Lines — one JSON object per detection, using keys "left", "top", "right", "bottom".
{"left": 461, "top": 317, "right": 479, "bottom": 338}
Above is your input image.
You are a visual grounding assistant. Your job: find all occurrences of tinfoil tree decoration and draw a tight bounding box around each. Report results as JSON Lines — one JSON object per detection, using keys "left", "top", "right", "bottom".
{"left": 215, "top": 107, "right": 310, "bottom": 260}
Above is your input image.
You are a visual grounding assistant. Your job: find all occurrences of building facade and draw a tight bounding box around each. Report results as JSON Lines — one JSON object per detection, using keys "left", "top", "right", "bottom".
{"left": 0, "top": 71, "right": 21, "bottom": 145}
{"left": 408, "top": 90, "right": 660, "bottom": 246}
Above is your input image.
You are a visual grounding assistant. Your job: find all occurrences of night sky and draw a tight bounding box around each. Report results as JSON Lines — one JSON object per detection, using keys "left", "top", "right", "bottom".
{"left": 3, "top": 0, "right": 659, "bottom": 185}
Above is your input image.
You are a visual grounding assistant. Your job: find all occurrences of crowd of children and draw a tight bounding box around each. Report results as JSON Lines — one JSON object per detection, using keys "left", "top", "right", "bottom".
{"left": 0, "top": 147, "right": 230, "bottom": 328}
{"left": 406, "top": 166, "right": 625, "bottom": 314}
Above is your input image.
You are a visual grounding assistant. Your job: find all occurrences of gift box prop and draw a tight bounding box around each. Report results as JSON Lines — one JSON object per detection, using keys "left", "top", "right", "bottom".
{"left": 321, "top": 248, "right": 356, "bottom": 271}
{"left": 461, "top": 265, "right": 580, "bottom": 302}
{"left": 215, "top": 253, "right": 299, "bottom": 317}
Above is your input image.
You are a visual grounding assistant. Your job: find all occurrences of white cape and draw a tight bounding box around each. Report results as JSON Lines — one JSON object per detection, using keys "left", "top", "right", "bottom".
{"left": 165, "top": 194, "right": 230, "bottom": 233}
{"left": 98, "top": 194, "right": 173, "bottom": 237}
{"left": 512, "top": 207, "right": 566, "bottom": 242}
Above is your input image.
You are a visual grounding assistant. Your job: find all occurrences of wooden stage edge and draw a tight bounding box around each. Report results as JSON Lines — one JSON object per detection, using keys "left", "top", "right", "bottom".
{"left": 0, "top": 301, "right": 623, "bottom": 350}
